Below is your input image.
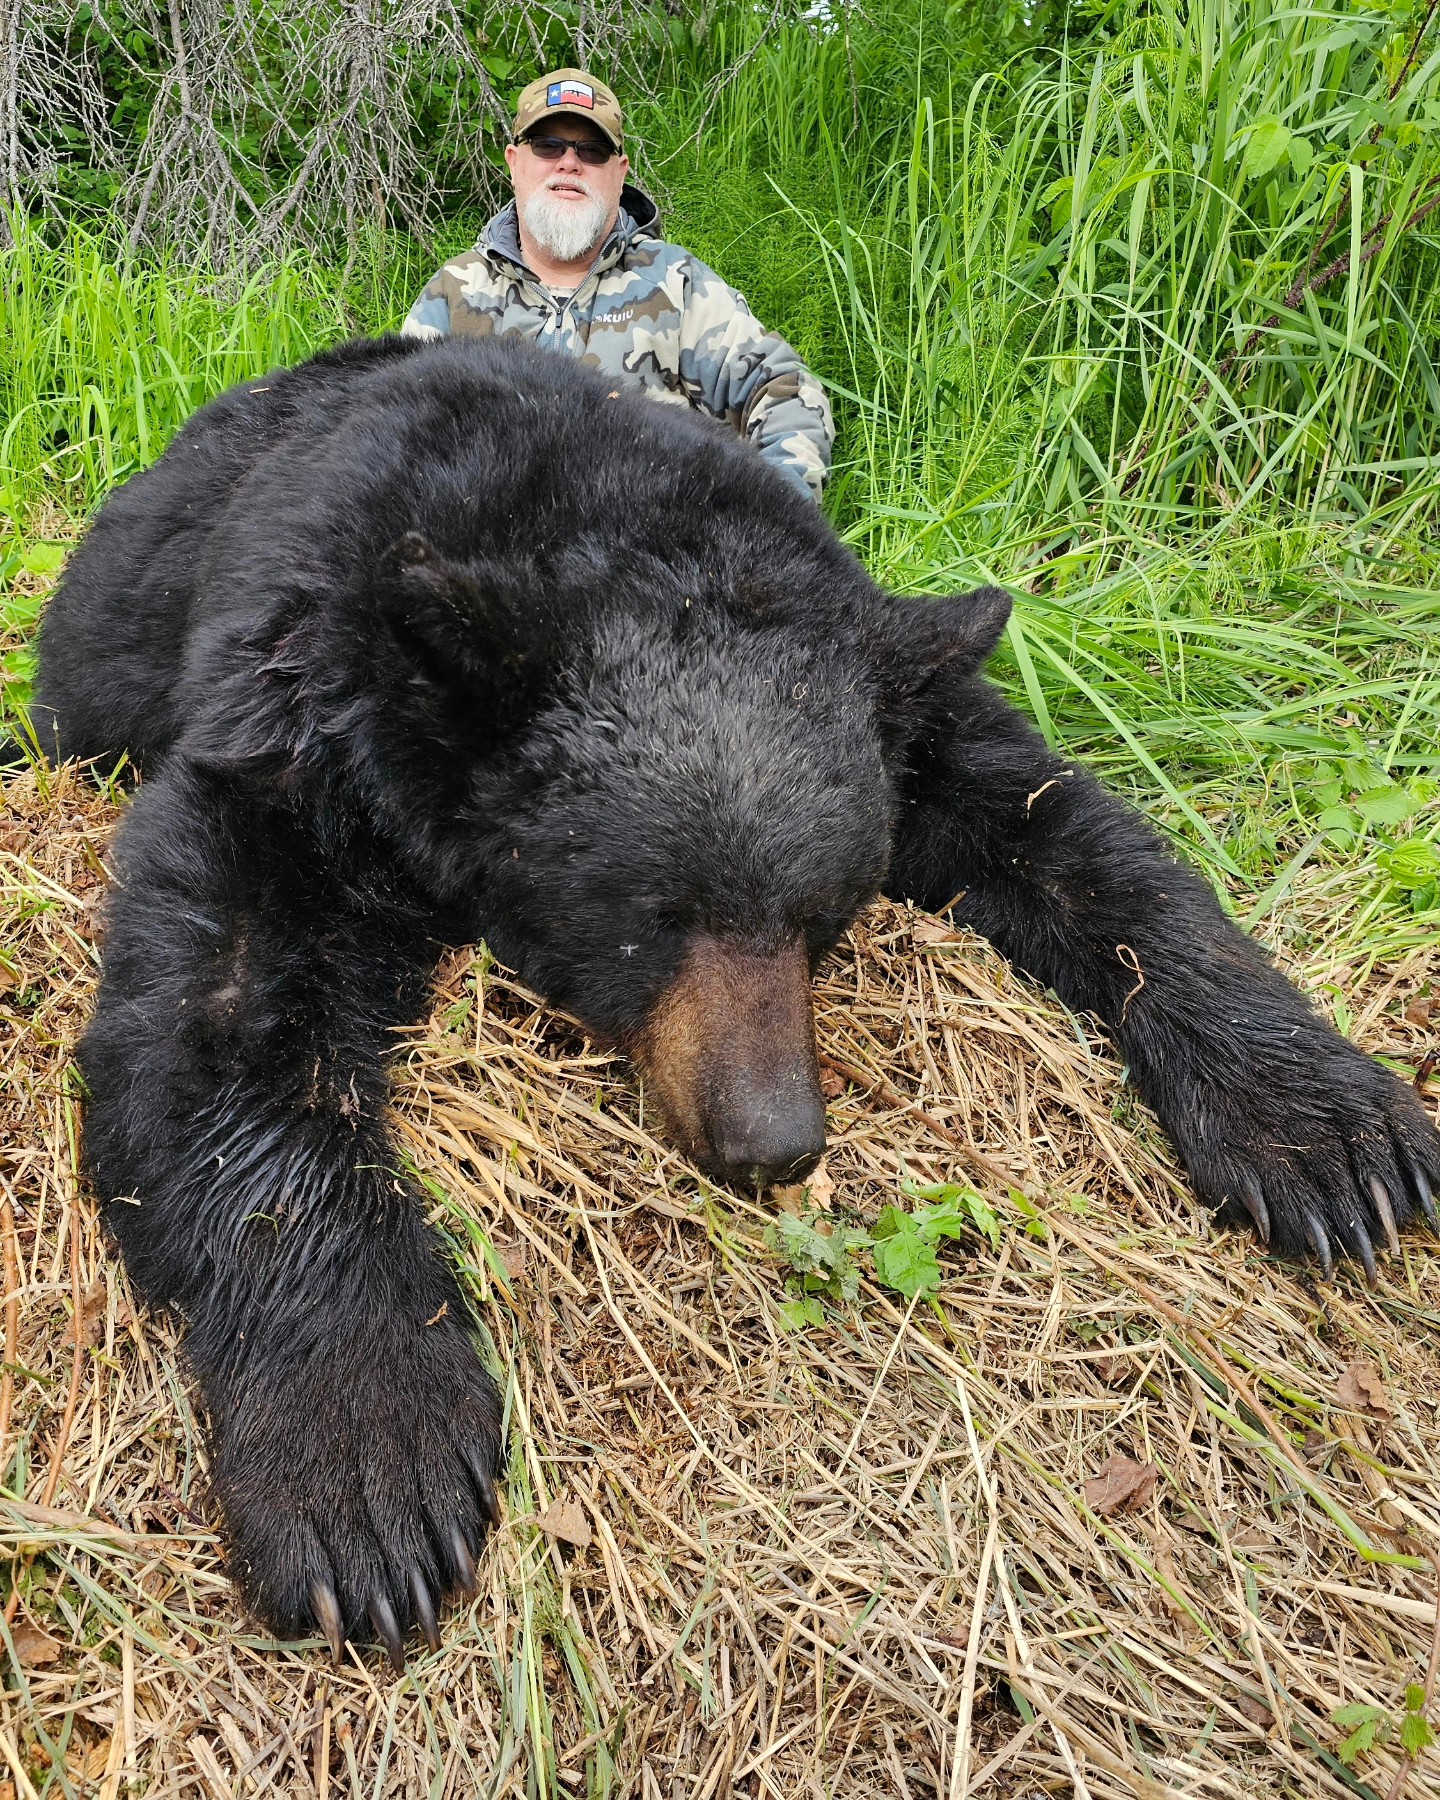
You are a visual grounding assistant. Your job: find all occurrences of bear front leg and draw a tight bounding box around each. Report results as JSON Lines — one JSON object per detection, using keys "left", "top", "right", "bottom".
{"left": 885, "top": 676, "right": 1440, "bottom": 1273}
{"left": 82, "top": 763, "right": 502, "bottom": 1661}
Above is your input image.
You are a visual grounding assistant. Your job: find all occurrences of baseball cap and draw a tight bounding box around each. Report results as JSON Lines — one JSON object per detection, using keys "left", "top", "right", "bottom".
{"left": 512, "top": 69, "right": 624, "bottom": 153}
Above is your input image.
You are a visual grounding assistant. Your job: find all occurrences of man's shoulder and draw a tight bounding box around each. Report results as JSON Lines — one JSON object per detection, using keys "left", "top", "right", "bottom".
{"left": 615, "top": 231, "right": 736, "bottom": 299}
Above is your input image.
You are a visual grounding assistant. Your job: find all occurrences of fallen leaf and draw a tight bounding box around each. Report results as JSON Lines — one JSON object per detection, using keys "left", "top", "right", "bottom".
{"left": 1236, "top": 1694, "right": 1275, "bottom": 1730}
{"left": 1301, "top": 1428, "right": 1329, "bottom": 1463}
{"left": 1150, "top": 1535, "right": 1189, "bottom": 1620}
{"left": 81, "top": 1276, "right": 108, "bottom": 1346}
{"left": 1084, "top": 1452, "right": 1159, "bottom": 1517}
{"left": 495, "top": 1243, "right": 528, "bottom": 1281}
{"left": 1336, "top": 1360, "right": 1392, "bottom": 1418}
{"left": 911, "top": 916, "right": 965, "bottom": 946}
{"left": 770, "top": 1182, "right": 806, "bottom": 1215}
{"left": 1404, "top": 997, "right": 1432, "bottom": 1027}
{"left": 536, "top": 1495, "right": 592, "bottom": 1549}
{"left": 805, "top": 1157, "right": 835, "bottom": 1211}
{"left": 13, "top": 1620, "right": 63, "bottom": 1665}
{"left": 819, "top": 1065, "right": 847, "bottom": 1100}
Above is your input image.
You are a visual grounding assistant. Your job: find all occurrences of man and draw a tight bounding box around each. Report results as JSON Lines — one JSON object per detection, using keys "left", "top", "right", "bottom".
{"left": 401, "top": 69, "right": 834, "bottom": 502}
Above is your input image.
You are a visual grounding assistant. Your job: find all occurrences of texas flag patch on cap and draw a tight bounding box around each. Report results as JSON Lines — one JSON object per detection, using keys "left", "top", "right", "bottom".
{"left": 547, "top": 79, "right": 594, "bottom": 109}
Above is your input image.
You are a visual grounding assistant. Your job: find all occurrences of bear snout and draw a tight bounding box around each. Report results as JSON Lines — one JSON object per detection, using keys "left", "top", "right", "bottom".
{"left": 630, "top": 933, "right": 827, "bottom": 1190}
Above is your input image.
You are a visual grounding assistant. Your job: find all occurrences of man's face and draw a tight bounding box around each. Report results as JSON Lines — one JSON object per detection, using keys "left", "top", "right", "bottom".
{"left": 504, "top": 117, "right": 629, "bottom": 263}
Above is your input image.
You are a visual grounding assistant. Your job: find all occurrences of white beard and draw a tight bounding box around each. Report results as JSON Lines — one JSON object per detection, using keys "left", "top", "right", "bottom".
{"left": 522, "top": 181, "right": 611, "bottom": 265}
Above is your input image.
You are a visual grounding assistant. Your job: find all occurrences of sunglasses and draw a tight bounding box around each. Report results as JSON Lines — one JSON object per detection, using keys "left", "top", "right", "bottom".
{"left": 519, "top": 132, "right": 616, "bottom": 165}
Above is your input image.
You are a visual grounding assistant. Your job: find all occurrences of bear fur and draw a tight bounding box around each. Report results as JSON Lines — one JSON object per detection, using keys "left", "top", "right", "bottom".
{"left": 31, "top": 335, "right": 1440, "bottom": 1663}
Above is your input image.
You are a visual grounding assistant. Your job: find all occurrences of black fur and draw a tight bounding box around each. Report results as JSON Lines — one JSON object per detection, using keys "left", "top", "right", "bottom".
{"left": 31, "top": 335, "right": 1439, "bottom": 1658}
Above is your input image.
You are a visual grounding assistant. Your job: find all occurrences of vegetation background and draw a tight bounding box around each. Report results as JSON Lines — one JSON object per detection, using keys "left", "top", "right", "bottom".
{"left": 4, "top": 0, "right": 1440, "bottom": 963}
{"left": 4, "top": 4, "right": 1440, "bottom": 1796}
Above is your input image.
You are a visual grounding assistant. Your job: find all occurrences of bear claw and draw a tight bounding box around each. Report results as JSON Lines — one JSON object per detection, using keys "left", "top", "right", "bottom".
{"left": 1303, "top": 1212, "right": 1335, "bottom": 1280}
{"left": 450, "top": 1523, "right": 477, "bottom": 1595}
{"left": 312, "top": 1581, "right": 344, "bottom": 1662}
{"left": 1368, "top": 1176, "right": 1401, "bottom": 1257}
{"left": 1238, "top": 1176, "right": 1270, "bottom": 1247}
{"left": 369, "top": 1593, "right": 405, "bottom": 1672}
{"left": 412, "top": 1571, "right": 442, "bottom": 1654}
{"left": 1416, "top": 1169, "right": 1438, "bottom": 1234}
{"left": 1345, "top": 1218, "right": 1379, "bottom": 1288}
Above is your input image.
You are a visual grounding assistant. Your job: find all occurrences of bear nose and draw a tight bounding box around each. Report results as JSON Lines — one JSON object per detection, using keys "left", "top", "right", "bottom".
{"left": 711, "top": 1084, "right": 827, "bottom": 1191}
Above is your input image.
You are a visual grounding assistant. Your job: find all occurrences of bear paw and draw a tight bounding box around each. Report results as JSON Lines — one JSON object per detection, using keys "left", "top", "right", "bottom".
{"left": 202, "top": 1293, "right": 503, "bottom": 1666}
{"left": 1170, "top": 1036, "right": 1439, "bottom": 1278}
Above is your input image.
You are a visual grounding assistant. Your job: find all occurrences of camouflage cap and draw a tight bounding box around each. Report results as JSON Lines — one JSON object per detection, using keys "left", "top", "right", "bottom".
{"left": 512, "top": 69, "right": 624, "bottom": 153}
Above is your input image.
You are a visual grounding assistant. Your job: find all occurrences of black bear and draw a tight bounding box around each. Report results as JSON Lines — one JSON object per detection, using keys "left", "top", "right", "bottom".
{"left": 30, "top": 336, "right": 1439, "bottom": 1665}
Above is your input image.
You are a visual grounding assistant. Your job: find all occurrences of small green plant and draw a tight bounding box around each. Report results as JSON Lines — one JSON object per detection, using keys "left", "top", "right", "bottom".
{"left": 1377, "top": 838, "right": 1440, "bottom": 914}
{"left": 871, "top": 1179, "right": 1000, "bottom": 1299}
{"left": 1332, "top": 1686, "right": 1435, "bottom": 1767}
{"left": 1299, "top": 758, "right": 1436, "bottom": 849}
{"left": 770, "top": 1211, "right": 870, "bottom": 1327}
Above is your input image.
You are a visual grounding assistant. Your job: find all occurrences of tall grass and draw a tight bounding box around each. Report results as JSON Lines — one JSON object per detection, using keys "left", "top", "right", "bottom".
{"left": 0, "top": 229, "right": 426, "bottom": 509}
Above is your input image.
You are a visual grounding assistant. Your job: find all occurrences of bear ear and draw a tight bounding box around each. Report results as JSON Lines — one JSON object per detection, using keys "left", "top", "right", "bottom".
{"left": 377, "top": 533, "right": 479, "bottom": 657}
{"left": 374, "top": 533, "right": 554, "bottom": 741}
{"left": 870, "top": 585, "right": 1013, "bottom": 709}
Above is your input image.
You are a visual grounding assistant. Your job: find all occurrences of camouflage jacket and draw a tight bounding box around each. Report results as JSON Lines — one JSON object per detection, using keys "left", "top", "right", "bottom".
{"left": 400, "top": 185, "right": 833, "bottom": 501}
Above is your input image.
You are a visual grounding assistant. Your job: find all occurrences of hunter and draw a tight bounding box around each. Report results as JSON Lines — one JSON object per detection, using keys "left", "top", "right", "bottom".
{"left": 400, "top": 68, "right": 834, "bottom": 502}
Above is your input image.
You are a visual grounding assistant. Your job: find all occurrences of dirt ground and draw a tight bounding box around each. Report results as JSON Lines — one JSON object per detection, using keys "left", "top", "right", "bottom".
{"left": 2, "top": 762, "right": 1439, "bottom": 1799}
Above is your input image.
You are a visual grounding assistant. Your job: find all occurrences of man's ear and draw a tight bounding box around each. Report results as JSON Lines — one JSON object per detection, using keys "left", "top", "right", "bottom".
{"left": 870, "top": 585, "right": 1013, "bottom": 719}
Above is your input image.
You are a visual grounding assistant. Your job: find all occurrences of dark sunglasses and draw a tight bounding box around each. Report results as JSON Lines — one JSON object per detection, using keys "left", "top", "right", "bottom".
{"left": 518, "top": 132, "right": 616, "bottom": 166}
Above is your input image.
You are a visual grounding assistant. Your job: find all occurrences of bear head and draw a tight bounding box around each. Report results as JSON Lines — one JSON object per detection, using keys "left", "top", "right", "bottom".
{"left": 372, "top": 533, "right": 1012, "bottom": 1189}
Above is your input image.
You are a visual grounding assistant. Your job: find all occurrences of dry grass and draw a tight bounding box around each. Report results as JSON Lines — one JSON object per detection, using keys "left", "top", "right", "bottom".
{"left": 2, "top": 762, "right": 1439, "bottom": 1800}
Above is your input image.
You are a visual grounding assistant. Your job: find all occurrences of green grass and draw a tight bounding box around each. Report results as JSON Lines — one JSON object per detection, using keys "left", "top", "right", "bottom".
{"left": 3, "top": 0, "right": 1439, "bottom": 963}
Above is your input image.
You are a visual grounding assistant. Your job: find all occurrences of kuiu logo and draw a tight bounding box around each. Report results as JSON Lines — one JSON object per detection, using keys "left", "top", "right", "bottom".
{"left": 594, "top": 308, "right": 634, "bottom": 324}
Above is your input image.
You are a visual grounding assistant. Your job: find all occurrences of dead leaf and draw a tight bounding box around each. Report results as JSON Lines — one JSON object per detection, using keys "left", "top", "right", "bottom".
{"left": 1236, "top": 1694, "right": 1274, "bottom": 1730}
{"left": 1404, "top": 997, "right": 1432, "bottom": 1027}
{"left": 536, "top": 1495, "right": 592, "bottom": 1549}
{"left": 911, "top": 916, "right": 965, "bottom": 947}
{"left": 1336, "top": 1360, "right": 1393, "bottom": 1418}
{"left": 81, "top": 1276, "right": 107, "bottom": 1346}
{"left": 805, "top": 1157, "right": 835, "bottom": 1211}
{"left": 1149, "top": 1535, "right": 1189, "bottom": 1620}
{"left": 771, "top": 1155, "right": 834, "bottom": 1213}
{"left": 495, "top": 1243, "right": 528, "bottom": 1281}
{"left": 819, "top": 1065, "right": 847, "bottom": 1100}
{"left": 13, "top": 1620, "right": 63, "bottom": 1665}
{"left": 1084, "top": 1452, "right": 1159, "bottom": 1517}
{"left": 1301, "top": 1428, "right": 1329, "bottom": 1463}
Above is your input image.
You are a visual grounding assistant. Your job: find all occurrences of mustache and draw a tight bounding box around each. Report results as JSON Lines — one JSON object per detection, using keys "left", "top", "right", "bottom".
{"left": 542, "top": 173, "right": 600, "bottom": 199}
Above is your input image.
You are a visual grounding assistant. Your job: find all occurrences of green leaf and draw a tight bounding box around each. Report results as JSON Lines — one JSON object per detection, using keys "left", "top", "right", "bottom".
{"left": 20, "top": 542, "right": 67, "bottom": 576}
{"left": 1287, "top": 135, "right": 1315, "bottom": 175}
{"left": 1405, "top": 1686, "right": 1428, "bottom": 1714}
{"left": 1241, "top": 119, "right": 1293, "bottom": 181}
{"left": 873, "top": 1229, "right": 943, "bottom": 1298}
{"left": 1377, "top": 840, "right": 1440, "bottom": 890}
{"left": 777, "top": 1295, "right": 825, "bottom": 1332}
{"left": 1354, "top": 785, "right": 1420, "bottom": 827}
{"left": 1332, "top": 1703, "right": 1389, "bottom": 1765}
{"left": 1399, "top": 1709, "right": 1434, "bottom": 1755}
{"left": 873, "top": 1204, "right": 910, "bottom": 1242}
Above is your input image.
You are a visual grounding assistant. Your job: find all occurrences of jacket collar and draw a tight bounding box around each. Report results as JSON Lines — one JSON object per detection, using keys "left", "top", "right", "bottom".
{"left": 479, "top": 182, "right": 661, "bottom": 280}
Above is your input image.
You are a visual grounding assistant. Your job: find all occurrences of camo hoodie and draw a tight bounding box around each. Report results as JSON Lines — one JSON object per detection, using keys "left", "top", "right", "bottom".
{"left": 400, "top": 184, "right": 833, "bottom": 501}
